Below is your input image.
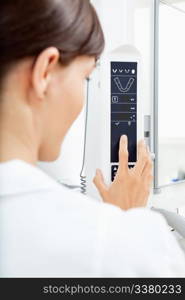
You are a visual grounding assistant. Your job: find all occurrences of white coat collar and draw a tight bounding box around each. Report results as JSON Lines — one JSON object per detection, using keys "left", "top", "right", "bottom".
{"left": 0, "top": 159, "right": 59, "bottom": 196}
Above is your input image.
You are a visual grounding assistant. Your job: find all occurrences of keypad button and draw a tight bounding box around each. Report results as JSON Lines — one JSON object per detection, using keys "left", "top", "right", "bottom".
{"left": 111, "top": 165, "right": 118, "bottom": 181}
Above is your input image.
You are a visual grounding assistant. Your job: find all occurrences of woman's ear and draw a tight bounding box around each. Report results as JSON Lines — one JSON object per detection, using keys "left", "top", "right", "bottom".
{"left": 32, "top": 47, "right": 60, "bottom": 99}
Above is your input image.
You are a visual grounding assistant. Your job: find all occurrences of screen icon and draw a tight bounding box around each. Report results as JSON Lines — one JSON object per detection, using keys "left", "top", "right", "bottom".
{"left": 114, "top": 77, "right": 135, "bottom": 93}
{"left": 112, "top": 96, "right": 119, "bottom": 103}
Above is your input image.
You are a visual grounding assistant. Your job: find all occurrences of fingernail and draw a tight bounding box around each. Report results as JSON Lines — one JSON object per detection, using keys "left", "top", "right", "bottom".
{"left": 121, "top": 135, "right": 127, "bottom": 142}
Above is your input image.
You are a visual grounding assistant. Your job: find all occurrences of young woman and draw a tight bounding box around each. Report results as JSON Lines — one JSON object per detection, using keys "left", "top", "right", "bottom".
{"left": 0, "top": 0, "right": 185, "bottom": 277}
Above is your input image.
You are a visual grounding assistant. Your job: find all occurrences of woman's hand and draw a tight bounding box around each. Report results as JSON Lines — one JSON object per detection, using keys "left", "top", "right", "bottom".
{"left": 93, "top": 135, "right": 153, "bottom": 210}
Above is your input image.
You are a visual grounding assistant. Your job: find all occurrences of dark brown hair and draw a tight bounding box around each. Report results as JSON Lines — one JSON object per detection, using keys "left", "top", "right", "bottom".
{"left": 0, "top": 0, "right": 105, "bottom": 81}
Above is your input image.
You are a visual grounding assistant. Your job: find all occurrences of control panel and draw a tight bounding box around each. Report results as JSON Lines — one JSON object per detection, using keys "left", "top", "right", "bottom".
{"left": 111, "top": 62, "right": 137, "bottom": 181}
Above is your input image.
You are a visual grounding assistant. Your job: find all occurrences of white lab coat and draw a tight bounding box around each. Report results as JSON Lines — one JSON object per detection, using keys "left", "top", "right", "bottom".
{"left": 0, "top": 160, "right": 185, "bottom": 277}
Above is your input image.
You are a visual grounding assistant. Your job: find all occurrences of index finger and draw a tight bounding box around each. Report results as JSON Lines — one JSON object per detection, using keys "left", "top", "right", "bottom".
{"left": 117, "top": 135, "right": 129, "bottom": 176}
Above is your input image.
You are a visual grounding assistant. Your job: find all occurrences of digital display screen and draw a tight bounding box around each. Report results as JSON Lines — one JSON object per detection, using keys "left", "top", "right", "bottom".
{"left": 111, "top": 62, "right": 137, "bottom": 163}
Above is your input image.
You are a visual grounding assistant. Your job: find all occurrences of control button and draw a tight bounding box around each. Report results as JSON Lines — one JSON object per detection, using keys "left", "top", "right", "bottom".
{"left": 111, "top": 103, "right": 137, "bottom": 113}
{"left": 111, "top": 113, "right": 136, "bottom": 121}
{"left": 131, "top": 69, "right": 136, "bottom": 74}
{"left": 128, "top": 164, "right": 135, "bottom": 169}
{"left": 112, "top": 96, "right": 119, "bottom": 103}
{"left": 144, "top": 131, "right": 150, "bottom": 138}
{"left": 125, "top": 69, "right": 130, "bottom": 74}
{"left": 111, "top": 165, "right": 118, "bottom": 181}
{"left": 112, "top": 164, "right": 136, "bottom": 180}
{"left": 112, "top": 69, "right": 117, "bottom": 73}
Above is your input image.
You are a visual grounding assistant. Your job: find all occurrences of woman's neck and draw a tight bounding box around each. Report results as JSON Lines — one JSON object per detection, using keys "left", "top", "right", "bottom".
{"left": 0, "top": 103, "right": 39, "bottom": 165}
{"left": 0, "top": 130, "right": 37, "bottom": 164}
{"left": 0, "top": 68, "right": 42, "bottom": 165}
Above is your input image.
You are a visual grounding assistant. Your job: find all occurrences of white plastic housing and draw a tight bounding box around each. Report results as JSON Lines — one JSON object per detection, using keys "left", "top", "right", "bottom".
{"left": 85, "top": 45, "right": 143, "bottom": 201}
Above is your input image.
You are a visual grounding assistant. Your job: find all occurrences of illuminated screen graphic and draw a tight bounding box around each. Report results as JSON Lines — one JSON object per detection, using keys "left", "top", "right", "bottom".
{"left": 111, "top": 61, "right": 137, "bottom": 163}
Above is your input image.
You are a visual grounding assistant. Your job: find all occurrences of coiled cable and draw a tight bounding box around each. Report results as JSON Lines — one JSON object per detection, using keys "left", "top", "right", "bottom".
{"left": 80, "top": 78, "right": 90, "bottom": 194}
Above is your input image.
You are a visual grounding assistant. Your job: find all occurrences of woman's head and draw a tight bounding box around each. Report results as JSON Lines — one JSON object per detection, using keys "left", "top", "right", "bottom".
{"left": 0, "top": 0, "right": 104, "bottom": 162}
